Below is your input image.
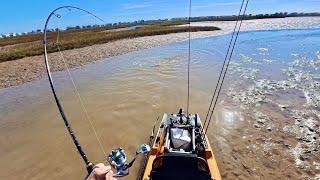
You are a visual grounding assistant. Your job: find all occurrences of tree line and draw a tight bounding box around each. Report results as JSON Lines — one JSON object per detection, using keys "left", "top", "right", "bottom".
{"left": 1, "top": 12, "right": 320, "bottom": 38}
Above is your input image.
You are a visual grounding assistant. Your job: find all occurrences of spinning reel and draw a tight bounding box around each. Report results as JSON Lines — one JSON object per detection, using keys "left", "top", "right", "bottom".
{"left": 107, "top": 144, "right": 151, "bottom": 177}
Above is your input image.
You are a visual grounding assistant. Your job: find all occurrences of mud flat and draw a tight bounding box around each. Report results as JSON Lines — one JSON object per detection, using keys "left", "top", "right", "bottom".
{"left": 225, "top": 46, "right": 320, "bottom": 179}
{"left": 1, "top": 17, "right": 320, "bottom": 89}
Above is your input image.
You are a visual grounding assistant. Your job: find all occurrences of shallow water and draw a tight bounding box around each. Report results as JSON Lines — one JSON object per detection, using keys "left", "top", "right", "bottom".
{"left": 1, "top": 28, "right": 320, "bottom": 179}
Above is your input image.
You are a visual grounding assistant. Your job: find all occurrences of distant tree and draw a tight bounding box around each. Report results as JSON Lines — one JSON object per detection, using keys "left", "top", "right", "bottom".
{"left": 290, "top": 12, "right": 298, "bottom": 16}
{"left": 66, "top": 26, "right": 75, "bottom": 30}
{"left": 105, "top": 23, "right": 112, "bottom": 27}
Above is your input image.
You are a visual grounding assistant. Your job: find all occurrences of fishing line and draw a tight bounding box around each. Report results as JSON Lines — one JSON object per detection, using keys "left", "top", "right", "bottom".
{"left": 43, "top": 6, "right": 106, "bottom": 173}
{"left": 203, "top": 0, "right": 247, "bottom": 129}
{"left": 204, "top": 0, "right": 250, "bottom": 134}
{"left": 55, "top": 16, "right": 107, "bottom": 157}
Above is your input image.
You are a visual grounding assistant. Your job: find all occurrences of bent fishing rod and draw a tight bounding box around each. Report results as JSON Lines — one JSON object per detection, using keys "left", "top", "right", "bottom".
{"left": 43, "top": 6, "right": 151, "bottom": 177}
{"left": 43, "top": 6, "right": 104, "bottom": 174}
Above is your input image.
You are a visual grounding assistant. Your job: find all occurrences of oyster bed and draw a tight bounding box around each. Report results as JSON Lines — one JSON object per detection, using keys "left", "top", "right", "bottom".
{"left": 227, "top": 46, "right": 320, "bottom": 178}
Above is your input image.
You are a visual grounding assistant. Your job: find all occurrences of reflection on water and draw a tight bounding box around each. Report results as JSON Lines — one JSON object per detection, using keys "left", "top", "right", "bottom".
{"left": 1, "top": 28, "right": 320, "bottom": 179}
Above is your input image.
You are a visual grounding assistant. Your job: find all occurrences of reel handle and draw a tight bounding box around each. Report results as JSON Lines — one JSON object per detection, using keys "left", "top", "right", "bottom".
{"left": 107, "top": 144, "right": 151, "bottom": 177}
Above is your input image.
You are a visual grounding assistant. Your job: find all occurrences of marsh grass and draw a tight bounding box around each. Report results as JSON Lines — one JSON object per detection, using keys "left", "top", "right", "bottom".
{"left": 0, "top": 23, "right": 220, "bottom": 63}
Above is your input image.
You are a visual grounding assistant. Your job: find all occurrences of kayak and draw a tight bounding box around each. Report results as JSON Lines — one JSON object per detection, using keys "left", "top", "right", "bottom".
{"left": 141, "top": 109, "right": 221, "bottom": 180}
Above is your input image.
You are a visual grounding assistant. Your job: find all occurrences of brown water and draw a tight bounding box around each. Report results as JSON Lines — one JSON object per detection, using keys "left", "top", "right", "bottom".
{"left": 1, "top": 29, "right": 320, "bottom": 179}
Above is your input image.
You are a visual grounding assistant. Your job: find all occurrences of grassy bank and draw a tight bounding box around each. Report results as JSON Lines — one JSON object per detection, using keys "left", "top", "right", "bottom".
{"left": 0, "top": 23, "right": 220, "bottom": 63}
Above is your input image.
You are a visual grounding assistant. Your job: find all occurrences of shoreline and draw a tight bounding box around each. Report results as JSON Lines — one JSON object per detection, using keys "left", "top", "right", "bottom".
{"left": 1, "top": 16, "right": 320, "bottom": 89}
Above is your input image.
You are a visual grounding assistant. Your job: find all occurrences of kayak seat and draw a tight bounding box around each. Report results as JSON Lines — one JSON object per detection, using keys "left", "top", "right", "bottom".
{"left": 150, "top": 152, "right": 211, "bottom": 180}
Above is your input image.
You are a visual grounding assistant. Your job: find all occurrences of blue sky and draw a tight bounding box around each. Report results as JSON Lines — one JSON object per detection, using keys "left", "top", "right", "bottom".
{"left": 0, "top": 0, "right": 319, "bottom": 34}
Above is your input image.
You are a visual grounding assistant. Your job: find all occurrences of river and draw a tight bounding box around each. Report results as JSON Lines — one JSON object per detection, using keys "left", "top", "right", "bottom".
{"left": 1, "top": 28, "right": 320, "bottom": 179}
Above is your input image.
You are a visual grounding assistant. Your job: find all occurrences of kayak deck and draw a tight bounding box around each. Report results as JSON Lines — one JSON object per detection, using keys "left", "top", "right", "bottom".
{"left": 141, "top": 111, "right": 221, "bottom": 180}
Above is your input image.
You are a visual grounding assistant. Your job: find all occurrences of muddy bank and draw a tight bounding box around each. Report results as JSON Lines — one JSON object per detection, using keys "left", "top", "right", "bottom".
{"left": 1, "top": 17, "right": 320, "bottom": 89}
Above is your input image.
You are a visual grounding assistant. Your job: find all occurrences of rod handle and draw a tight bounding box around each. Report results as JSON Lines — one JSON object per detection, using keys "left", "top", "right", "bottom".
{"left": 84, "top": 162, "right": 95, "bottom": 180}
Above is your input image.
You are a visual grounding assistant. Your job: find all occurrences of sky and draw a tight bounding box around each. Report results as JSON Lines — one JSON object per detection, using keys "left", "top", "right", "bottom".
{"left": 0, "top": 0, "right": 319, "bottom": 34}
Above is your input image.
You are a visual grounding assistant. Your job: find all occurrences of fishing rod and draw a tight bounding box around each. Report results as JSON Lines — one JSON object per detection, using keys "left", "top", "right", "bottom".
{"left": 43, "top": 6, "right": 151, "bottom": 177}
{"left": 203, "top": 0, "right": 250, "bottom": 134}
{"left": 43, "top": 6, "right": 105, "bottom": 174}
{"left": 186, "top": 0, "right": 192, "bottom": 116}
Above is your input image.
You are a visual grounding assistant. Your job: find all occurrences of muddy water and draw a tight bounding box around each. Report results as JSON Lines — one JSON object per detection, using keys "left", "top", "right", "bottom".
{"left": 1, "top": 28, "right": 320, "bottom": 179}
